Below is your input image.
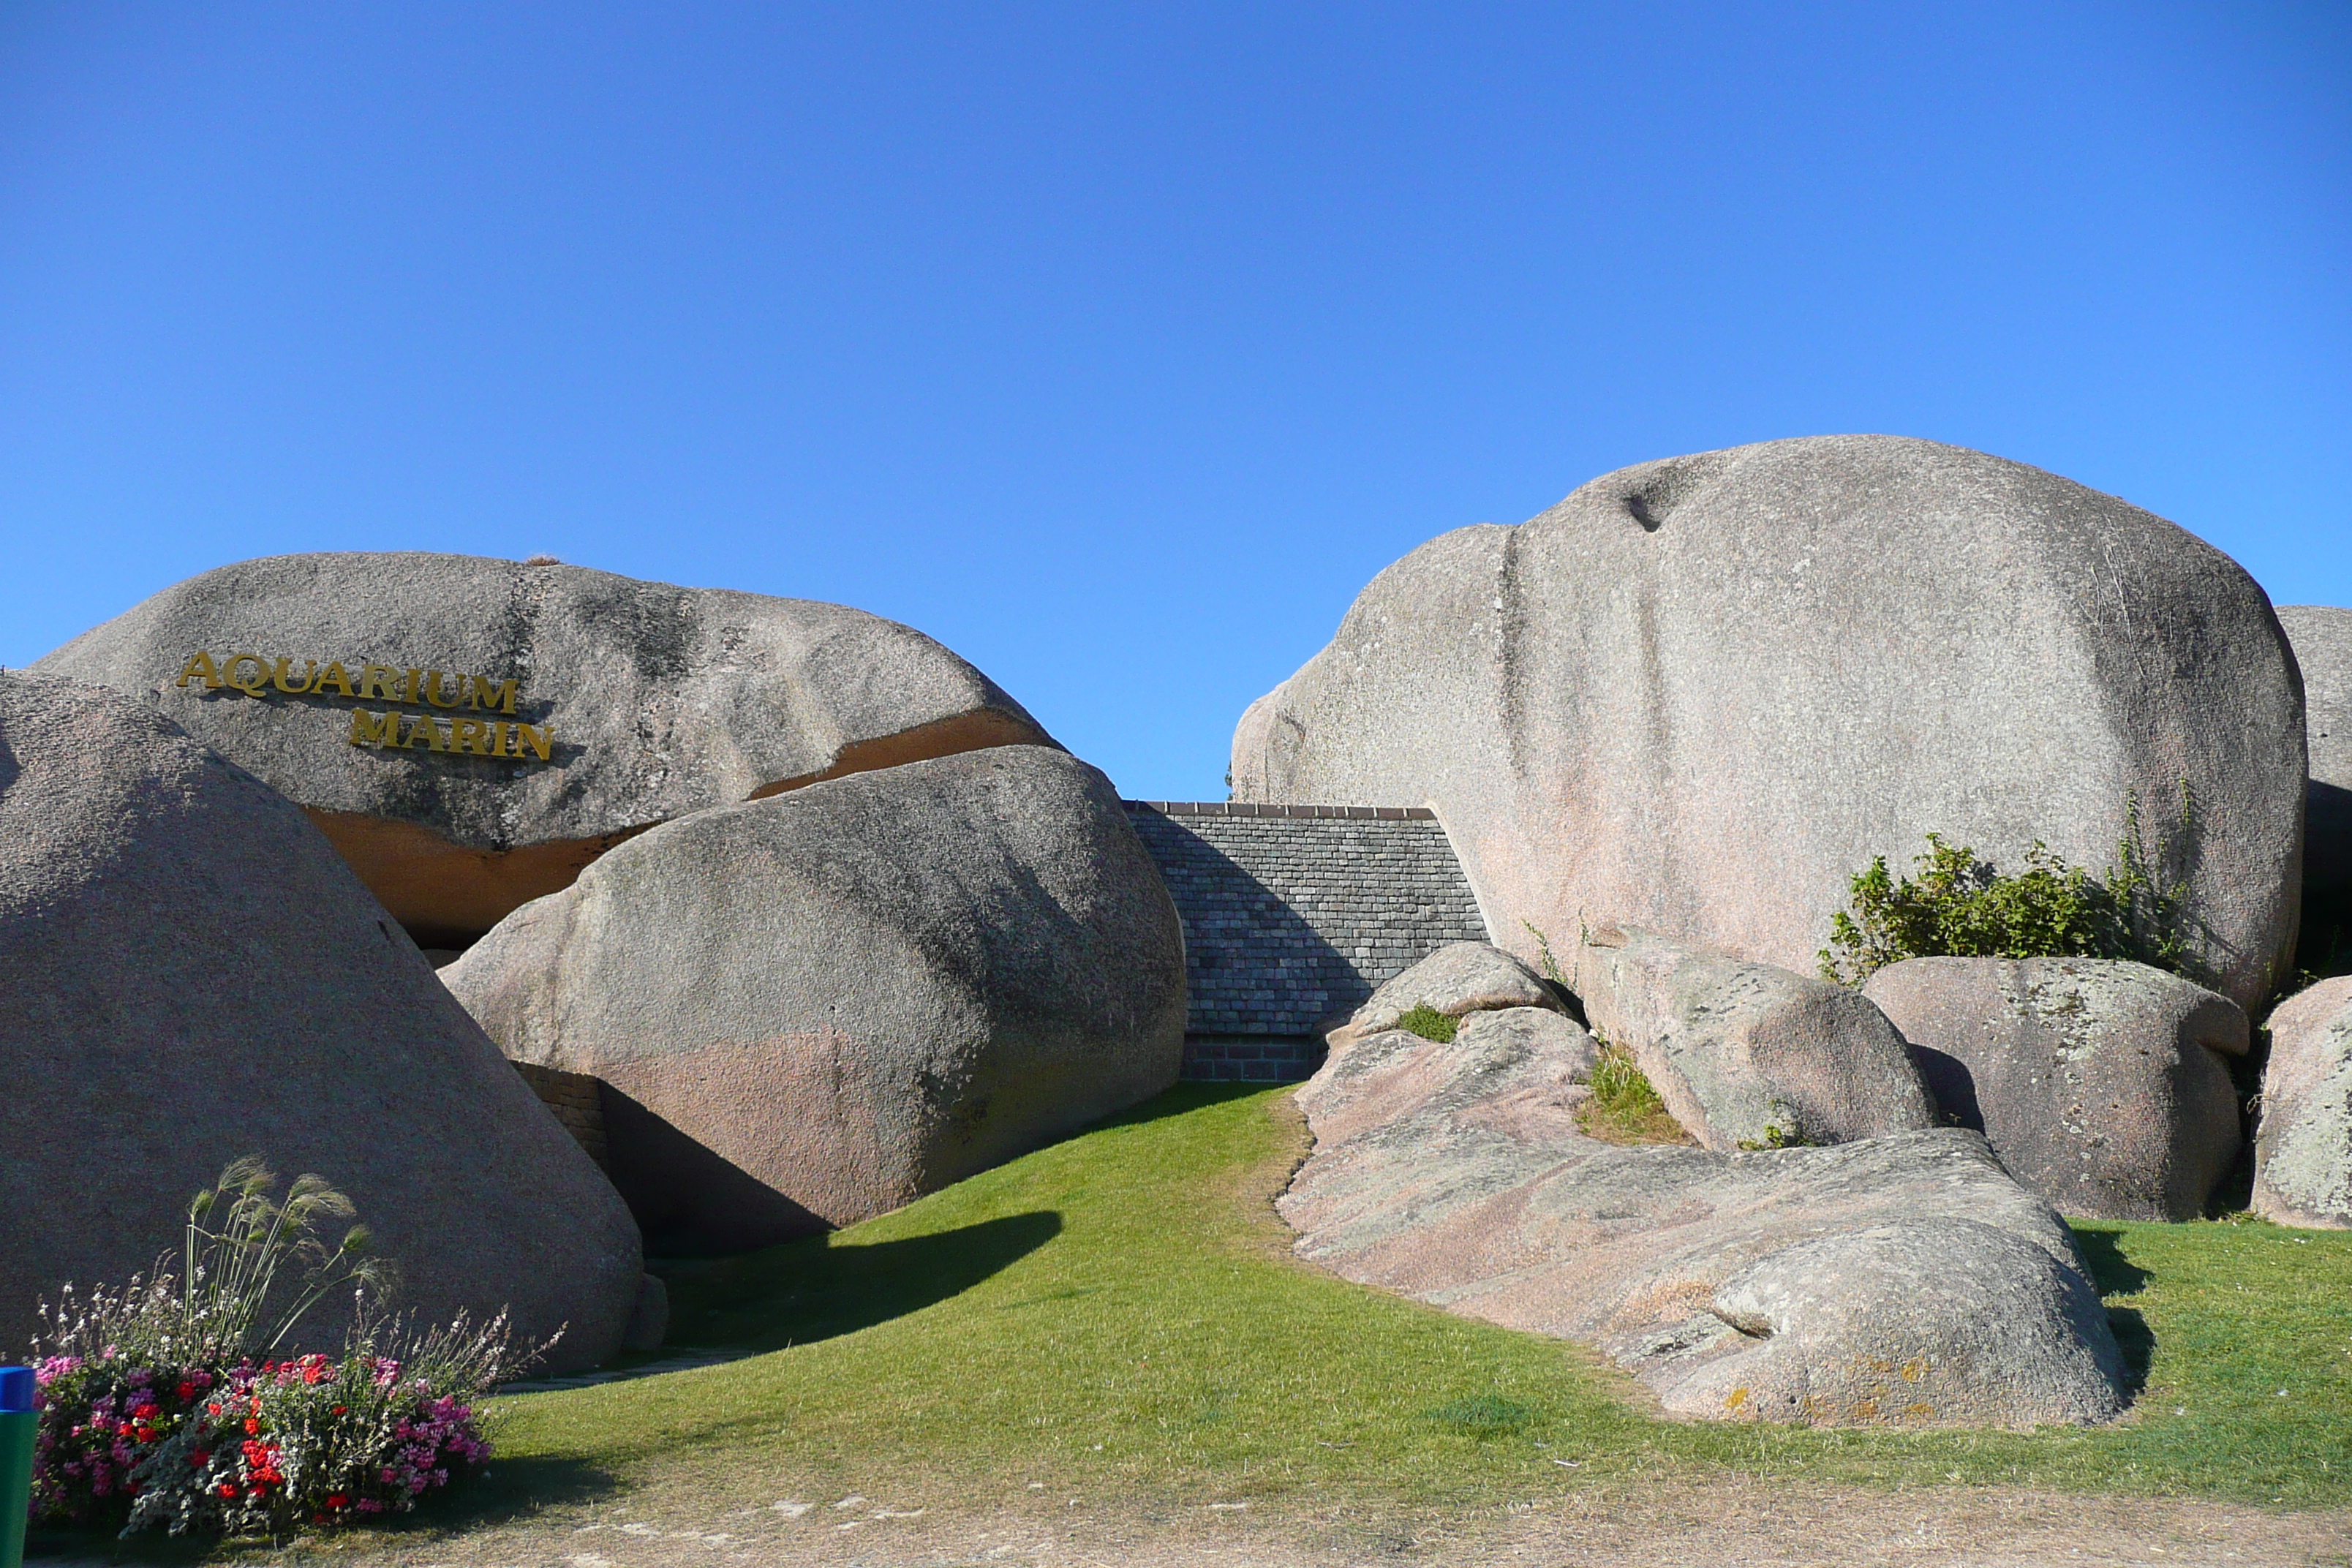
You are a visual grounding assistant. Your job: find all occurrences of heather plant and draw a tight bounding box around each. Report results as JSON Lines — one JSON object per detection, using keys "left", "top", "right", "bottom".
{"left": 1818, "top": 787, "right": 2198, "bottom": 987}
{"left": 25, "top": 1159, "right": 547, "bottom": 1539}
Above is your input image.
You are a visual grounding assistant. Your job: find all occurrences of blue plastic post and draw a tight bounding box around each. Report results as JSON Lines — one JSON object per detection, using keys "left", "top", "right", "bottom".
{"left": 0, "top": 1365, "right": 34, "bottom": 1568}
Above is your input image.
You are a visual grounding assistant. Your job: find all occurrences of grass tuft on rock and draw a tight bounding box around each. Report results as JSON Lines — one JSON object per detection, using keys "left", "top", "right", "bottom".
{"left": 1394, "top": 1004, "right": 1458, "bottom": 1044}
{"left": 1576, "top": 1043, "right": 1688, "bottom": 1145}
{"left": 480, "top": 1085, "right": 2352, "bottom": 1526}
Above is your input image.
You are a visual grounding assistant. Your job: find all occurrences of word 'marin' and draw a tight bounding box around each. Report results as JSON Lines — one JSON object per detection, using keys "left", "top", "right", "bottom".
{"left": 349, "top": 709, "right": 557, "bottom": 761}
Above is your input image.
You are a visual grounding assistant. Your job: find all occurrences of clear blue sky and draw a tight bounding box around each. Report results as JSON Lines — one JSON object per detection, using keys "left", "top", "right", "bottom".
{"left": 3, "top": 4, "right": 2345, "bottom": 801}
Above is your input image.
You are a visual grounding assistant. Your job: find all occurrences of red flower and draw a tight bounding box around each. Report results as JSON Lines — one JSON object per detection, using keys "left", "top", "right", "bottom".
{"left": 244, "top": 1418, "right": 260, "bottom": 1436}
{"left": 177, "top": 1381, "right": 197, "bottom": 1401}
{"left": 327, "top": 1493, "right": 349, "bottom": 1509}
{"left": 217, "top": 1483, "right": 238, "bottom": 1499}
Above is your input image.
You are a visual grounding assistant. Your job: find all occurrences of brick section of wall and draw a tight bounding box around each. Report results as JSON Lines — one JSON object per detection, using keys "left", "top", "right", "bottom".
{"left": 1123, "top": 802, "right": 1490, "bottom": 1071}
{"left": 513, "top": 1060, "right": 611, "bottom": 1170}
{"left": 1181, "top": 1034, "right": 1328, "bottom": 1082}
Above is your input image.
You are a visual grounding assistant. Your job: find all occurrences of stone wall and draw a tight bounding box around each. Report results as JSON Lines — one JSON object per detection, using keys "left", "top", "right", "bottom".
{"left": 1123, "top": 802, "right": 1490, "bottom": 1079}
{"left": 513, "top": 1060, "right": 610, "bottom": 1169}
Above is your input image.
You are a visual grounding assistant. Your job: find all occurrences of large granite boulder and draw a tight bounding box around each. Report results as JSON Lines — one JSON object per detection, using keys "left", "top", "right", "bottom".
{"left": 2253, "top": 976, "right": 2352, "bottom": 1229}
{"left": 1282, "top": 1017, "right": 2128, "bottom": 1427}
{"left": 1572, "top": 926, "right": 1934, "bottom": 1151}
{"left": 1231, "top": 437, "right": 2305, "bottom": 1013}
{"left": 1340, "top": 941, "right": 1559, "bottom": 1040}
{"left": 444, "top": 745, "right": 1187, "bottom": 1253}
{"left": 0, "top": 674, "right": 641, "bottom": 1371}
{"left": 1862, "top": 957, "right": 2247, "bottom": 1221}
{"left": 34, "top": 553, "right": 1053, "bottom": 946}
{"left": 2280, "top": 606, "right": 2352, "bottom": 947}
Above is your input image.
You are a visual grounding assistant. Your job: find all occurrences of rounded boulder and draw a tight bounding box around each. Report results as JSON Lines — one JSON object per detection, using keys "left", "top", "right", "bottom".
{"left": 0, "top": 674, "right": 641, "bottom": 1370}
{"left": 1863, "top": 956, "right": 2247, "bottom": 1221}
{"left": 33, "top": 553, "right": 1052, "bottom": 946}
{"left": 1231, "top": 437, "right": 2305, "bottom": 1012}
{"left": 443, "top": 745, "right": 1187, "bottom": 1253}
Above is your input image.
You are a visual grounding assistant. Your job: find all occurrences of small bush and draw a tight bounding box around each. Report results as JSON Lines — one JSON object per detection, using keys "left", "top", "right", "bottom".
{"left": 27, "top": 1158, "right": 545, "bottom": 1539}
{"left": 1819, "top": 788, "right": 2197, "bottom": 987}
{"left": 1393, "top": 1005, "right": 1458, "bottom": 1044}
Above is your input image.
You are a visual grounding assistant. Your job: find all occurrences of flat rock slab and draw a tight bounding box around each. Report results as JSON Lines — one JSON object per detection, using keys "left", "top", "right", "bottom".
{"left": 445, "top": 745, "right": 1186, "bottom": 1253}
{"left": 1572, "top": 925, "right": 1934, "bottom": 1150}
{"left": 1281, "top": 1019, "right": 2128, "bottom": 1428}
{"left": 1231, "top": 435, "right": 2304, "bottom": 1012}
{"left": 0, "top": 674, "right": 641, "bottom": 1371}
{"left": 1864, "top": 957, "right": 2246, "bottom": 1221}
{"left": 2254, "top": 975, "right": 2352, "bottom": 1228}
{"left": 34, "top": 552, "right": 1050, "bottom": 943}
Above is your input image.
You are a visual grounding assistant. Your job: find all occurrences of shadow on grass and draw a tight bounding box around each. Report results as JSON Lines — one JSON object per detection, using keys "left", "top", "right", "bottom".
{"left": 391, "top": 1453, "right": 620, "bottom": 1533}
{"left": 2071, "top": 1225, "right": 2152, "bottom": 1294}
{"left": 656, "top": 1210, "right": 1063, "bottom": 1352}
{"left": 2072, "top": 1225, "right": 2156, "bottom": 1397}
{"left": 1088, "top": 1080, "right": 1285, "bottom": 1130}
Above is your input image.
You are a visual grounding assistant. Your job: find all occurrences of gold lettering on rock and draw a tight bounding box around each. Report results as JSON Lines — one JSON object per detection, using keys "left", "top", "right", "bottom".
{"left": 173, "top": 652, "right": 557, "bottom": 764}
{"left": 347, "top": 709, "right": 399, "bottom": 748}
{"left": 464, "top": 674, "right": 519, "bottom": 714}
{"left": 222, "top": 654, "right": 270, "bottom": 696}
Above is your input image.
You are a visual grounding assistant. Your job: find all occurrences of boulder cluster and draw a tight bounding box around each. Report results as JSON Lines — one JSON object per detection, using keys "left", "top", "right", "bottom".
{"left": 7, "top": 434, "right": 2349, "bottom": 1435}
{"left": 6, "top": 554, "right": 1185, "bottom": 1367}
{"left": 1262, "top": 435, "right": 2352, "bottom": 1428}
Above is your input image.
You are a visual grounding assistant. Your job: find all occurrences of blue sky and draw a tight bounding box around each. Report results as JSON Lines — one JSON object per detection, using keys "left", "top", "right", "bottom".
{"left": 3, "top": 3, "right": 2345, "bottom": 800}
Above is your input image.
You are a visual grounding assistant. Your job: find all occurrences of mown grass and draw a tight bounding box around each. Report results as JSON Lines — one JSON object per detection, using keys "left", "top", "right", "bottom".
{"left": 485, "top": 1085, "right": 2352, "bottom": 1521}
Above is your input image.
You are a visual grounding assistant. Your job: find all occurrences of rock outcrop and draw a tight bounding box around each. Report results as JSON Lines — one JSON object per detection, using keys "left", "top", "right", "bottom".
{"left": 1862, "top": 957, "right": 2247, "bottom": 1221}
{"left": 1341, "top": 941, "right": 1559, "bottom": 1039}
{"left": 1231, "top": 436, "right": 2305, "bottom": 1013}
{"left": 2280, "top": 606, "right": 2352, "bottom": 950}
{"left": 444, "top": 745, "right": 1186, "bottom": 1253}
{"left": 2253, "top": 976, "right": 2352, "bottom": 1229}
{"left": 0, "top": 674, "right": 641, "bottom": 1370}
{"left": 34, "top": 554, "right": 1053, "bottom": 945}
{"left": 1455, "top": 1006, "right": 1599, "bottom": 1078}
{"left": 1573, "top": 926, "right": 1935, "bottom": 1150}
{"left": 1281, "top": 1017, "right": 2129, "bottom": 1428}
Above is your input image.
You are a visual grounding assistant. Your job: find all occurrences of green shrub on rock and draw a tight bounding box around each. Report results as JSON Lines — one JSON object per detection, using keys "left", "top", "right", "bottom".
{"left": 1392, "top": 1005, "right": 1459, "bottom": 1044}
{"left": 1819, "top": 791, "right": 2195, "bottom": 987}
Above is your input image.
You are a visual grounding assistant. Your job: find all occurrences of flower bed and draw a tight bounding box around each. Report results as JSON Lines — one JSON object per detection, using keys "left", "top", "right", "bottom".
{"left": 21, "top": 1160, "right": 545, "bottom": 1539}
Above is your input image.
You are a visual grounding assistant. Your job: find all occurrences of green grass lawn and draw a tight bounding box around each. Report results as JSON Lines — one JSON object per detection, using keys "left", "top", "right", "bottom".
{"left": 486, "top": 1085, "right": 2352, "bottom": 1523}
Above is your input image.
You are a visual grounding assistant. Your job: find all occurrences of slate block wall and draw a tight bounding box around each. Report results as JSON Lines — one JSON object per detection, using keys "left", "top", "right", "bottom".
{"left": 1123, "top": 802, "right": 1490, "bottom": 1079}
{"left": 513, "top": 1060, "right": 611, "bottom": 1170}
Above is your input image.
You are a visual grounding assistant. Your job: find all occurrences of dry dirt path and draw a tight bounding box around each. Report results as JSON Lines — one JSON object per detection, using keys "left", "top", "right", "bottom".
{"left": 82, "top": 1482, "right": 2338, "bottom": 1568}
